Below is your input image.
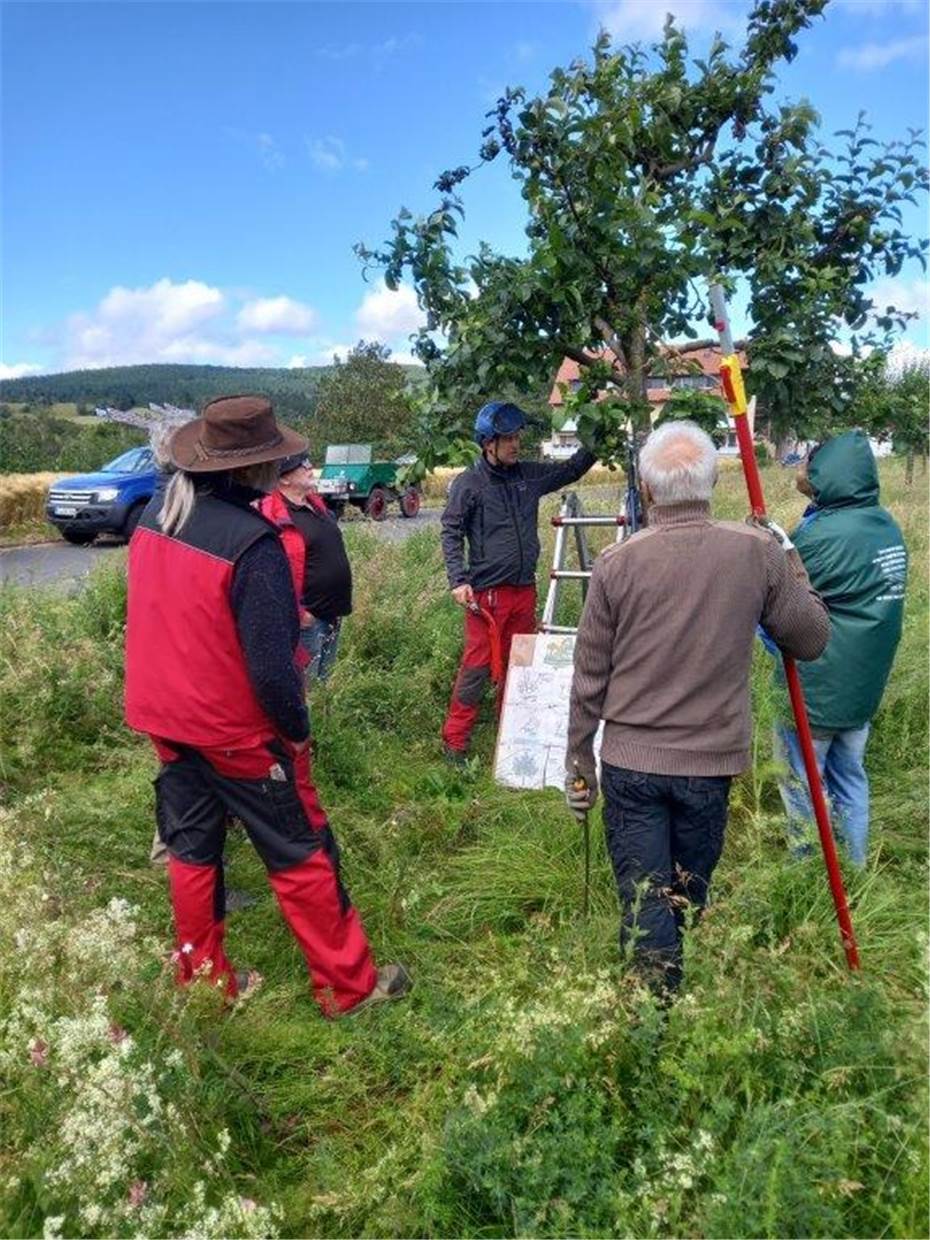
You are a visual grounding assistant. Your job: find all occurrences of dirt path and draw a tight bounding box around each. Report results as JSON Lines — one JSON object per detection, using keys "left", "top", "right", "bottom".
{"left": 0, "top": 510, "right": 442, "bottom": 590}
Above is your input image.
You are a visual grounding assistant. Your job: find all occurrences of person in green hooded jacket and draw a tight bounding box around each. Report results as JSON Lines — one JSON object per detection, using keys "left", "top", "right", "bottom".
{"left": 771, "top": 429, "right": 907, "bottom": 867}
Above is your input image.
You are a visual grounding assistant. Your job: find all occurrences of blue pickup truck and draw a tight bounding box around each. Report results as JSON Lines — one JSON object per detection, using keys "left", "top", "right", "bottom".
{"left": 46, "top": 446, "right": 157, "bottom": 545}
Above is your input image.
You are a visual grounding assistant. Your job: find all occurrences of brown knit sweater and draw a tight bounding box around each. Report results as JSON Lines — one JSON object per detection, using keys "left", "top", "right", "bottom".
{"left": 567, "top": 501, "right": 830, "bottom": 782}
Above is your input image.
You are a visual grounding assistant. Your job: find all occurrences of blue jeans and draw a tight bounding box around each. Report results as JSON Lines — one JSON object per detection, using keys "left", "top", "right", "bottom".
{"left": 601, "top": 763, "right": 732, "bottom": 993}
{"left": 774, "top": 724, "right": 871, "bottom": 868}
{"left": 299, "top": 617, "right": 342, "bottom": 684}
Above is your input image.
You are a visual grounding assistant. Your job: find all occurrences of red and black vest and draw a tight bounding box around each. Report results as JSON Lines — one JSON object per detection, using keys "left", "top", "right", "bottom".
{"left": 125, "top": 496, "right": 280, "bottom": 749}
{"left": 255, "top": 489, "right": 307, "bottom": 610}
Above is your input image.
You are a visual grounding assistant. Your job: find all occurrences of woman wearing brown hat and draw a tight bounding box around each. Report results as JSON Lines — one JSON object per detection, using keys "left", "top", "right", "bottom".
{"left": 124, "top": 395, "right": 410, "bottom": 1017}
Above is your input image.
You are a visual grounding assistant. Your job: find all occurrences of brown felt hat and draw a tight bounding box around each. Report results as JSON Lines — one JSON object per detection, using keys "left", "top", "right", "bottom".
{"left": 168, "top": 395, "right": 307, "bottom": 473}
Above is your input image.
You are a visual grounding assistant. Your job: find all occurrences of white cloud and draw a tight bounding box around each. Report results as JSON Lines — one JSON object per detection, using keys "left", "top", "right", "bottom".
{"left": 22, "top": 278, "right": 427, "bottom": 374}
{"left": 156, "top": 336, "right": 279, "bottom": 367}
{"left": 308, "top": 137, "right": 343, "bottom": 171}
{"left": 387, "top": 349, "right": 422, "bottom": 366}
{"left": 356, "top": 281, "right": 425, "bottom": 338}
{"left": 100, "top": 277, "right": 224, "bottom": 336}
{"left": 63, "top": 278, "right": 227, "bottom": 368}
{"left": 257, "top": 132, "right": 285, "bottom": 170}
{"left": 515, "top": 41, "right": 538, "bottom": 62}
{"left": 55, "top": 277, "right": 314, "bottom": 370}
{"left": 589, "top": 0, "right": 742, "bottom": 40}
{"left": 887, "top": 339, "right": 930, "bottom": 375}
{"left": 869, "top": 276, "right": 930, "bottom": 321}
{"left": 835, "top": 0, "right": 924, "bottom": 15}
{"left": 836, "top": 34, "right": 928, "bottom": 70}
{"left": 311, "top": 342, "right": 356, "bottom": 365}
{"left": 237, "top": 296, "right": 318, "bottom": 334}
{"left": 224, "top": 128, "right": 286, "bottom": 171}
{"left": 0, "top": 361, "right": 43, "bottom": 379}
{"left": 316, "top": 33, "right": 421, "bottom": 66}
{"left": 307, "top": 135, "right": 368, "bottom": 173}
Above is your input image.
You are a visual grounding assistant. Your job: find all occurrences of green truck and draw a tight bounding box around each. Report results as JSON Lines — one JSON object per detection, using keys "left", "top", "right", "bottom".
{"left": 315, "top": 444, "right": 421, "bottom": 521}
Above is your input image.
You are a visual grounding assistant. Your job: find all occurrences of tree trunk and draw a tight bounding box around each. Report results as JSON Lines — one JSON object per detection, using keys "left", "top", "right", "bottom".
{"left": 905, "top": 451, "right": 914, "bottom": 485}
{"left": 774, "top": 433, "right": 794, "bottom": 462}
{"left": 920, "top": 451, "right": 927, "bottom": 476}
{"left": 624, "top": 323, "right": 650, "bottom": 429}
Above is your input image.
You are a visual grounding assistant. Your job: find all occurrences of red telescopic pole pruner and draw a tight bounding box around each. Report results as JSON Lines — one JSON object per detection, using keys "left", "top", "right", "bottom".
{"left": 709, "top": 283, "right": 860, "bottom": 971}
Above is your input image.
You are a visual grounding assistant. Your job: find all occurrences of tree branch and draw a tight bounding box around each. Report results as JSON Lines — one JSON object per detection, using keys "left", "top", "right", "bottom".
{"left": 670, "top": 335, "right": 749, "bottom": 355}
{"left": 593, "top": 316, "right": 629, "bottom": 374}
{"left": 555, "top": 341, "right": 602, "bottom": 369}
{"left": 652, "top": 134, "right": 718, "bottom": 181}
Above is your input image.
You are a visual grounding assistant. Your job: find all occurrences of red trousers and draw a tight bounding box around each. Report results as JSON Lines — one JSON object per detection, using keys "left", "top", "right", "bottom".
{"left": 152, "top": 736, "right": 377, "bottom": 1016}
{"left": 441, "top": 584, "right": 537, "bottom": 752}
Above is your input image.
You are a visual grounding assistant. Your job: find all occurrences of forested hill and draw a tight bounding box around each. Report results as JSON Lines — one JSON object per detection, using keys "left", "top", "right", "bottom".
{"left": 0, "top": 363, "right": 340, "bottom": 419}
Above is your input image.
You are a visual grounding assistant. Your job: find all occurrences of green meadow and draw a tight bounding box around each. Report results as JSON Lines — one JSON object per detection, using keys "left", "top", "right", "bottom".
{"left": 0, "top": 461, "right": 926, "bottom": 1238}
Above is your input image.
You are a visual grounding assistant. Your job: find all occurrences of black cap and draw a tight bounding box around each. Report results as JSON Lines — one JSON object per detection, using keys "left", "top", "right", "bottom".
{"left": 277, "top": 451, "right": 311, "bottom": 477}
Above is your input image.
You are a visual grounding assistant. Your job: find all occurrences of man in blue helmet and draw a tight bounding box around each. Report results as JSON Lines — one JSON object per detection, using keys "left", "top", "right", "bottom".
{"left": 440, "top": 400, "right": 598, "bottom": 761}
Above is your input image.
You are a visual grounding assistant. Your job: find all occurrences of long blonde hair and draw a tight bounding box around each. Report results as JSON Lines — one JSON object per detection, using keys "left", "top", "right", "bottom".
{"left": 158, "top": 461, "right": 280, "bottom": 537}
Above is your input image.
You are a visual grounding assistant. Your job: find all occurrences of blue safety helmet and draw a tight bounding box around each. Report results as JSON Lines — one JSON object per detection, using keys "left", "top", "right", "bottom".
{"left": 473, "top": 401, "right": 527, "bottom": 446}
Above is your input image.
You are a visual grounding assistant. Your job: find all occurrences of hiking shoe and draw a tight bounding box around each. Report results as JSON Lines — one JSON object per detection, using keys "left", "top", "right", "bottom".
{"left": 231, "top": 968, "right": 263, "bottom": 1003}
{"left": 443, "top": 744, "right": 468, "bottom": 768}
{"left": 338, "top": 964, "right": 412, "bottom": 1018}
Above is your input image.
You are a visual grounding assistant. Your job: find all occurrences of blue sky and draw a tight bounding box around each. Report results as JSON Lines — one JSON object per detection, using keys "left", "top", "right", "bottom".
{"left": 2, "top": 0, "right": 928, "bottom": 379}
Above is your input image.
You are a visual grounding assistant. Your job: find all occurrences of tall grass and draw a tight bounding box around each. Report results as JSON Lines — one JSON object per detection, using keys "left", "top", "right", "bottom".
{"left": 0, "top": 460, "right": 926, "bottom": 1238}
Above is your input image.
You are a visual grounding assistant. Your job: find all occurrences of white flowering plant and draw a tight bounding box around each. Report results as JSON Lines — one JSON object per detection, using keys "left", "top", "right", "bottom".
{"left": 0, "top": 813, "right": 281, "bottom": 1239}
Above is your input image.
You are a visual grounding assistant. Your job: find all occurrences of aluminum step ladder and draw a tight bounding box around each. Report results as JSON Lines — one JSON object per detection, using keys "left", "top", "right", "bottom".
{"left": 539, "top": 491, "right": 628, "bottom": 635}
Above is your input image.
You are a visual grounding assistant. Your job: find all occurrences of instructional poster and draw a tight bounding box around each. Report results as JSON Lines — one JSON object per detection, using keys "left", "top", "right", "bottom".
{"left": 493, "top": 633, "right": 602, "bottom": 790}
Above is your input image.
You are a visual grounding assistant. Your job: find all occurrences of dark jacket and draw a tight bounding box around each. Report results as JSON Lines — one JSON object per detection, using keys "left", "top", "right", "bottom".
{"left": 789, "top": 430, "right": 907, "bottom": 731}
{"left": 441, "top": 447, "right": 597, "bottom": 591}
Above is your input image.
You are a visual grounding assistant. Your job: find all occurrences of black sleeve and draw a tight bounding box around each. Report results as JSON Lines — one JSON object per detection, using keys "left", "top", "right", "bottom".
{"left": 440, "top": 474, "right": 474, "bottom": 588}
{"left": 521, "top": 446, "right": 598, "bottom": 495}
{"left": 229, "top": 535, "right": 310, "bottom": 742}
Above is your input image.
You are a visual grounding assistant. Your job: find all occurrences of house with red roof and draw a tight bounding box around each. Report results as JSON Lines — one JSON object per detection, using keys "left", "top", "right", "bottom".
{"left": 543, "top": 345, "right": 749, "bottom": 459}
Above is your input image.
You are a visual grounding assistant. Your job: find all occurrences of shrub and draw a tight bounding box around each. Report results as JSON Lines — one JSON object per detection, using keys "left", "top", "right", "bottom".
{"left": 0, "top": 415, "right": 145, "bottom": 476}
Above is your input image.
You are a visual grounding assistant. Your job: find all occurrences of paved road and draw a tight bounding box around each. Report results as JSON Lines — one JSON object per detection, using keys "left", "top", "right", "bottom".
{"left": 0, "top": 509, "right": 441, "bottom": 590}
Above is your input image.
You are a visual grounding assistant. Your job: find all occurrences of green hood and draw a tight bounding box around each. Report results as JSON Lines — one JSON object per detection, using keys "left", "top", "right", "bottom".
{"left": 808, "top": 429, "right": 879, "bottom": 509}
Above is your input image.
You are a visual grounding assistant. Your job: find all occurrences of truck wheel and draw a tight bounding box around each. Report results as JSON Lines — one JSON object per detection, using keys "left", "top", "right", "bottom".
{"left": 61, "top": 530, "right": 96, "bottom": 546}
{"left": 399, "top": 487, "right": 421, "bottom": 518}
{"left": 123, "top": 501, "right": 146, "bottom": 541}
{"left": 365, "top": 487, "right": 389, "bottom": 521}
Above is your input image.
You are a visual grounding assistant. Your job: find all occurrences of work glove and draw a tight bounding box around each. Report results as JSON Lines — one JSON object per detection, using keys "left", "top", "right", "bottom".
{"left": 564, "top": 769, "right": 598, "bottom": 821}
{"left": 748, "top": 514, "right": 793, "bottom": 551}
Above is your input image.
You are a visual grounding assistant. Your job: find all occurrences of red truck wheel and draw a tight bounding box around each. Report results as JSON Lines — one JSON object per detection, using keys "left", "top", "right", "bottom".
{"left": 399, "top": 487, "right": 421, "bottom": 518}
{"left": 365, "top": 487, "right": 389, "bottom": 521}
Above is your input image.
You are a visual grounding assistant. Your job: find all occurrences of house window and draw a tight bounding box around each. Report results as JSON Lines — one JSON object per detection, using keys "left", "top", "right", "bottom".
{"left": 671, "top": 374, "right": 718, "bottom": 390}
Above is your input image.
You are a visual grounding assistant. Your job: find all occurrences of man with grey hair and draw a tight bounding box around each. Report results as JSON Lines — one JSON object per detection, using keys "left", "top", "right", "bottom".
{"left": 565, "top": 419, "right": 830, "bottom": 995}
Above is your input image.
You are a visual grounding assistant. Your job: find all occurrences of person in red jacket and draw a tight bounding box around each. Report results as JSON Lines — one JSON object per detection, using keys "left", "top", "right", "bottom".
{"left": 125, "top": 395, "right": 410, "bottom": 1017}
{"left": 256, "top": 452, "right": 353, "bottom": 686}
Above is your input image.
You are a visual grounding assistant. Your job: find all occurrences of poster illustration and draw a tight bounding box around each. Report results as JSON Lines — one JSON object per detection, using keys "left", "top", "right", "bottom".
{"left": 493, "top": 633, "right": 602, "bottom": 790}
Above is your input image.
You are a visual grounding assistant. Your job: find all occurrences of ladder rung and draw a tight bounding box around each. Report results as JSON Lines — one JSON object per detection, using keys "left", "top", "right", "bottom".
{"left": 549, "top": 569, "right": 592, "bottom": 579}
{"left": 551, "top": 515, "right": 625, "bottom": 527}
{"left": 538, "top": 624, "right": 579, "bottom": 635}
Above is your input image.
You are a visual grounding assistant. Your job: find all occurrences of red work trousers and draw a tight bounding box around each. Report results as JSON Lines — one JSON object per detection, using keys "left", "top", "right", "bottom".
{"left": 151, "top": 736, "right": 377, "bottom": 1017}
{"left": 441, "top": 584, "right": 537, "bottom": 753}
